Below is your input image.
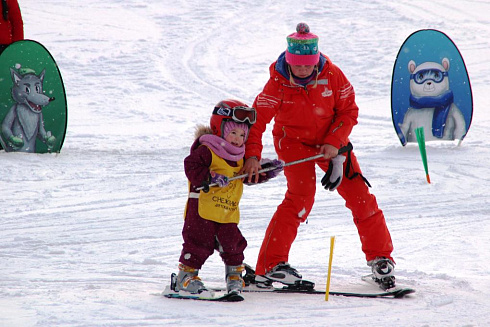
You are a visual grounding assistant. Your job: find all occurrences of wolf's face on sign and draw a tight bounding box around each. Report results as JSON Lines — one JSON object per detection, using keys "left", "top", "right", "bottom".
{"left": 11, "top": 68, "right": 52, "bottom": 113}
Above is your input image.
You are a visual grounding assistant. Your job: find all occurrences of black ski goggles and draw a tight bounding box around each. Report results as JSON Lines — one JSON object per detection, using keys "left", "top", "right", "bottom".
{"left": 213, "top": 106, "right": 257, "bottom": 124}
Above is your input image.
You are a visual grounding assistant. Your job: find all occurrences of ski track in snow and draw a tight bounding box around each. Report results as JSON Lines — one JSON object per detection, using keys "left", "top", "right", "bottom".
{"left": 0, "top": 0, "right": 489, "bottom": 326}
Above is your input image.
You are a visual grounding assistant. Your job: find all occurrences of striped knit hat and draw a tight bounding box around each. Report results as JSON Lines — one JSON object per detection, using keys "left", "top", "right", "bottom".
{"left": 285, "top": 23, "right": 320, "bottom": 66}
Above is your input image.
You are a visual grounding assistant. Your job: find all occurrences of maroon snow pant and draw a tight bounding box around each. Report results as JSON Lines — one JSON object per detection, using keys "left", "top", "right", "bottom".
{"left": 179, "top": 198, "right": 247, "bottom": 269}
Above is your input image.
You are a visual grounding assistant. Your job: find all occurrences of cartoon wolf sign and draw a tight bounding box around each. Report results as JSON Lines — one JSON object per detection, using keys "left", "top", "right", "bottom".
{"left": 391, "top": 29, "right": 472, "bottom": 146}
{"left": 1, "top": 67, "right": 57, "bottom": 152}
{"left": 0, "top": 40, "right": 67, "bottom": 153}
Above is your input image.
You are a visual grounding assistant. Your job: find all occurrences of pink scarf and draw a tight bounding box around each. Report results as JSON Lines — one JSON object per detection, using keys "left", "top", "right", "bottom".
{"left": 199, "top": 134, "right": 245, "bottom": 161}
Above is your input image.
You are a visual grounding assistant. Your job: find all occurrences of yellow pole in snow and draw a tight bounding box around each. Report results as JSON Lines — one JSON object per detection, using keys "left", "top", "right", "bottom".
{"left": 325, "top": 236, "right": 335, "bottom": 301}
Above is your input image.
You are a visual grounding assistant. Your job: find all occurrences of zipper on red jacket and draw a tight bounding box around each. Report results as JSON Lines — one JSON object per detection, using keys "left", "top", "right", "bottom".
{"left": 332, "top": 121, "right": 344, "bottom": 134}
{"left": 278, "top": 126, "right": 287, "bottom": 150}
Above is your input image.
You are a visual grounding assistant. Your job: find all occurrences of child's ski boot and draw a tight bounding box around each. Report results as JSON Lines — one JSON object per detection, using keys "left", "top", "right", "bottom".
{"left": 225, "top": 264, "right": 245, "bottom": 294}
{"left": 171, "top": 263, "right": 207, "bottom": 294}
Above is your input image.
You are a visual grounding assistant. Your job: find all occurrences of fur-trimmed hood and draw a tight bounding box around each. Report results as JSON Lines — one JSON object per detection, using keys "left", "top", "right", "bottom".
{"left": 194, "top": 124, "right": 213, "bottom": 140}
{"left": 189, "top": 124, "right": 213, "bottom": 153}
{"left": 189, "top": 124, "right": 245, "bottom": 161}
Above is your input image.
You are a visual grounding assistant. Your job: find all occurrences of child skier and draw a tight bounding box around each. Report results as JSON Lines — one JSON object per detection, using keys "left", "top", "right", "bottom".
{"left": 171, "top": 99, "right": 284, "bottom": 296}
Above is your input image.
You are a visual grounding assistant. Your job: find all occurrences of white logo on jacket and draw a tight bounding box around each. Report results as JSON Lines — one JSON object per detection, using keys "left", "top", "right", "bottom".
{"left": 322, "top": 87, "right": 333, "bottom": 97}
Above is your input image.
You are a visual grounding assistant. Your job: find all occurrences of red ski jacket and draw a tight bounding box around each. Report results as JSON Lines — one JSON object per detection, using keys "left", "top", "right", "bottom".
{"left": 246, "top": 52, "right": 358, "bottom": 159}
{"left": 0, "top": 0, "right": 23, "bottom": 44}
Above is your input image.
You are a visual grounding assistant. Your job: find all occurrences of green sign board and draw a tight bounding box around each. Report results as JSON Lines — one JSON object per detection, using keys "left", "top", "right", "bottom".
{"left": 0, "top": 40, "right": 67, "bottom": 153}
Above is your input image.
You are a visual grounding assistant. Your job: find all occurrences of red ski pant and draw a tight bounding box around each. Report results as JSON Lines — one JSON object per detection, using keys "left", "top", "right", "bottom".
{"left": 255, "top": 140, "right": 394, "bottom": 275}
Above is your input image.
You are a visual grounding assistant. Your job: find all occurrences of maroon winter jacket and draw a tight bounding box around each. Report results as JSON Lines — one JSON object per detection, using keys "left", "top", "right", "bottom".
{"left": 0, "top": 0, "right": 23, "bottom": 44}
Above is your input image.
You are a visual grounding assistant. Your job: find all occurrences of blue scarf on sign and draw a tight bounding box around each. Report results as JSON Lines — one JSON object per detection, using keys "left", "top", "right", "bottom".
{"left": 409, "top": 90, "right": 454, "bottom": 138}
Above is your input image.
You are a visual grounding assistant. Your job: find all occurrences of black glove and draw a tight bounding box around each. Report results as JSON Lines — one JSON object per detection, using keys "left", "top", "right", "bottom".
{"left": 321, "top": 155, "right": 346, "bottom": 191}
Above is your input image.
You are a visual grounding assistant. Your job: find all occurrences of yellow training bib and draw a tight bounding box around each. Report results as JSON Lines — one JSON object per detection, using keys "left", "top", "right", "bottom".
{"left": 188, "top": 147, "right": 244, "bottom": 224}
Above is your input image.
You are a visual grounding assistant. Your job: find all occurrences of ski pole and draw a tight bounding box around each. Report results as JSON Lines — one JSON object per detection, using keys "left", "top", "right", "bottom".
{"left": 196, "top": 143, "right": 353, "bottom": 191}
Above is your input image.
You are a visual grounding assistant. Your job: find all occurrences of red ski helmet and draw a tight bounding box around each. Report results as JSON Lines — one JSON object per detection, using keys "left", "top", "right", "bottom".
{"left": 210, "top": 99, "right": 256, "bottom": 139}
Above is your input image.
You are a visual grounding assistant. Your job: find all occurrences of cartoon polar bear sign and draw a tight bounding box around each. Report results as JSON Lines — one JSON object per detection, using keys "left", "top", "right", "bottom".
{"left": 398, "top": 58, "right": 466, "bottom": 144}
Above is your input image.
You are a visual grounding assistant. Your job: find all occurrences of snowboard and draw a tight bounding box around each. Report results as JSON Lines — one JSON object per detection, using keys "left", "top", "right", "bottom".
{"left": 0, "top": 40, "right": 67, "bottom": 153}
{"left": 391, "top": 29, "right": 472, "bottom": 146}
{"left": 237, "top": 264, "right": 415, "bottom": 299}
{"left": 234, "top": 283, "right": 415, "bottom": 299}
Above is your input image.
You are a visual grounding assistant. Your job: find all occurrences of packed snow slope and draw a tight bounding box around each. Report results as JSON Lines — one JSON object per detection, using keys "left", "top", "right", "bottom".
{"left": 1, "top": 0, "right": 489, "bottom": 326}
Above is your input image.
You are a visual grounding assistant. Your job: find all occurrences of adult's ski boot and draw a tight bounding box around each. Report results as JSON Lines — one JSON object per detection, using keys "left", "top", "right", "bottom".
{"left": 369, "top": 257, "right": 396, "bottom": 290}
{"left": 253, "top": 262, "right": 314, "bottom": 291}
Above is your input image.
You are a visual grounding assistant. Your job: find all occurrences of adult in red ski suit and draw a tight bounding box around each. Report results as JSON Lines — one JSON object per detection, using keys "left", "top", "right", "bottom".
{"left": 242, "top": 23, "right": 394, "bottom": 277}
{"left": 0, "top": 0, "right": 23, "bottom": 48}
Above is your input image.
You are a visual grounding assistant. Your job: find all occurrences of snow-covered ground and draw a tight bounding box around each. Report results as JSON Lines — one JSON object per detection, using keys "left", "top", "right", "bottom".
{"left": 1, "top": 0, "right": 489, "bottom": 326}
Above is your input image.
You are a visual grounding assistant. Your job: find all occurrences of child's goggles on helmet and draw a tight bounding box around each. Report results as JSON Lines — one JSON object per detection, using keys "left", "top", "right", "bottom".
{"left": 410, "top": 69, "right": 448, "bottom": 84}
{"left": 213, "top": 106, "right": 257, "bottom": 124}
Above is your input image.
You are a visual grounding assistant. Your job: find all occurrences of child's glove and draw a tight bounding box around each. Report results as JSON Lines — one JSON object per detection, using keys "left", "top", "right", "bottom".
{"left": 260, "top": 158, "right": 285, "bottom": 180}
{"left": 200, "top": 171, "right": 229, "bottom": 193}
{"left": 321, "top": 155, "right": 346, "bottom": 191}
{"left": 210, "top": 171, "right": 229, "bottom": 187}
